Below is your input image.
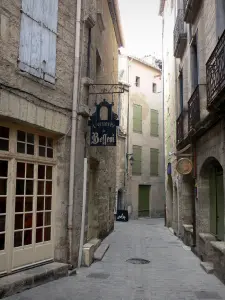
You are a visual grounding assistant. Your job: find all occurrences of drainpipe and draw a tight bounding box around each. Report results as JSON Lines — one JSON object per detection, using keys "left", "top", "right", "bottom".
{"left": 162, "top": 14, "right": 166, "bottom": 226}
{"left": 78, "top": 135, "right": 88, "bottom": 268}
{"left": 192, "top": 143, "right": 197, "bottom": 247}
{"left": 126, "top": 58, "right": 131, "bottom": 211}
{"left": 68, "top": 0, "right": 82, "bottom": 266}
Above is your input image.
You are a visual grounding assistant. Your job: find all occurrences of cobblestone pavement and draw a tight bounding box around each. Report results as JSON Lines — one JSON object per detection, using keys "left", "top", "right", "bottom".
{"left": 6, "top": 219, "right": 225, "bottom": 300}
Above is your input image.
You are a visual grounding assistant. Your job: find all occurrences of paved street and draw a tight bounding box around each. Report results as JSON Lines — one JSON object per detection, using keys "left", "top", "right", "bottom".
{"left": 6, "top": 219, "right": 225, "bottom": 300}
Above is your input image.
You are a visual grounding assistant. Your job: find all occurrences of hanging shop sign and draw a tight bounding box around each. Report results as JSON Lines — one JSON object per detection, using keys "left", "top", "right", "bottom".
{"left": 176, "top": 158, "right": 193, "bottom": 175}
{"left": 88, "top": 99, "right": 119, "bottom": 146}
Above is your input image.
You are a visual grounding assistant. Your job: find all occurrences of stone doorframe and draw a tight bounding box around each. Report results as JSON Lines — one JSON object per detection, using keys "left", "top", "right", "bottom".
{"left": 197, "top": 157, "right": 225, "bottom": 244}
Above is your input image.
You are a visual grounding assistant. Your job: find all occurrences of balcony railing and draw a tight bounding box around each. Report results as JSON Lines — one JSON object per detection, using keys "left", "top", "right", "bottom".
{"left": 183, "top": 0, "right": 202, "bottom": 23}
{"left": 206, "top": 30, "right": 225, "bottom": 109}
{"left": 176, "top": 112, "right": 184, "bottom": 145}
{"left": 174, "top": 9, "right": 187, "bottom": 58}
{"left": 188, "top": 85, "right": 200, "bottom": 132}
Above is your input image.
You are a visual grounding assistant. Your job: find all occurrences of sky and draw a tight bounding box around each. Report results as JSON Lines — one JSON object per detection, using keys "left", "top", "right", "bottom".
{"left": 118, "top": 0, "right": 162, "bottom": 59}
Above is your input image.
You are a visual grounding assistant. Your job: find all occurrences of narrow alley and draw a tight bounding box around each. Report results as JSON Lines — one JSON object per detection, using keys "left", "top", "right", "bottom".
{"left": 5, "top": 219, "right": 225, "bottom": 300}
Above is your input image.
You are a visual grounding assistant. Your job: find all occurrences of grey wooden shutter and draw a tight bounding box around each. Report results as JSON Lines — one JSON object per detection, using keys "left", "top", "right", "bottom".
{"left": 41, "top": 0, "right": 58, "bottom": 83}
{"left": 19, "top": 0, "right": 58, "bottom": 83}
{"left": 151, "top": 109, "right": 159, "bottom": 136}
{"left": 133, "top": 105, "right": 142, "bottom": 133}
{"left": 150, "top": 148, "right": 159, "bottom": 176}
{"left": 132, "top": 146, "right": 142, "bottom": 175}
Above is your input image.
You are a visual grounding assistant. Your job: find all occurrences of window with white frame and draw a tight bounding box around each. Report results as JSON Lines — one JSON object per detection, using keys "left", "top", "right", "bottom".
{"left": 19, "top": 0, "right": 58, "bottom": 84}
{"left": 0, "top": 125, "right": 55, "bottom": 272}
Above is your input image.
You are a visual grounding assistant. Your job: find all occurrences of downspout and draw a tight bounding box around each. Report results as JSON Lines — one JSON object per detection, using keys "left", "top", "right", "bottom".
{"left": 68, "top": 0, "right": 82, "bottom": 266}
{"left": 192, "top": 143, "right": 197, "bottom": 247}
{"left": 126, "top": 58, "right": 131, "bottom": 213}
{"left": 174, "top": 0, "right": 180, "bottom": 236}
{"left": 78, "top": 135, "right": 88, "bottom": 268}
{"left": 162, "top": 15, "right": 166, "bottom": 226}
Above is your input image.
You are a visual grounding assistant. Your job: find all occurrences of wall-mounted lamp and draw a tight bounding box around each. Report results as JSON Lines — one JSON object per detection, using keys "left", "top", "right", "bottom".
{"left": 126, "top": 153, "right": 134, "bottom": 165}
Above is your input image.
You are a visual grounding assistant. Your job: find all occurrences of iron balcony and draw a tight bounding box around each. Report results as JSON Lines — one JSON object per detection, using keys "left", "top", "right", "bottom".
{"left": 206, "top": 30, "right": 225, "bottom": 110}
{"left": 188, "top": 85, "right": 200, "bottom": 132}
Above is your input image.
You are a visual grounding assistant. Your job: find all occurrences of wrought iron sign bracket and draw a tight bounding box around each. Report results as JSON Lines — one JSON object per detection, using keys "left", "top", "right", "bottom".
{"left": 89, "top": 84, "right": 128, "bottom": 95}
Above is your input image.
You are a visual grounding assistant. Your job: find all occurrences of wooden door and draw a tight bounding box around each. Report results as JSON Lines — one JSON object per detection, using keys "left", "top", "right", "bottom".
{"left": 210, "top": 168, "right": 217, "bottom": 236}
{"left": 216, "top": 172, "right": 224, "bottom": 241}
{"left": 138, "top": 185, "right": 150, "bottom": 217}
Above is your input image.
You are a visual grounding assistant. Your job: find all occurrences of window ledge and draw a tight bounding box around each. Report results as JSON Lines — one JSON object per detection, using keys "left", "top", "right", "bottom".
{"left": 183, "top": 224, "right": 193, "bottom": 233}
{"left": 17, "top": 70, "right": 56, "bottom": 90}
{"left": 210, "top": 241, "right": 225, "bottom": 254}
{"left": 199, "top": 233, "right": 216, "bottom": 242}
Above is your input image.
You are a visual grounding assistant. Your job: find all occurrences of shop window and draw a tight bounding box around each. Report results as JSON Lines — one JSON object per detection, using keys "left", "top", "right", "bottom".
{"left": 17, "top": 131, "right": 34, "bottom": 155}
{"left": 0, "top": 126, "right": 9, "bottom": 151}
{"left": 39, "top": 136, "right": 53, "bottom": 158}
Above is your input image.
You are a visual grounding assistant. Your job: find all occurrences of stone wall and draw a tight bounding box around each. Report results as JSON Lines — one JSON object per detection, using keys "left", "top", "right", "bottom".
{"left": 0, "top": 0, "right": 76, "bottom": 264}
{"left": 72, "top": 0, "right": 120, "bottom": 264}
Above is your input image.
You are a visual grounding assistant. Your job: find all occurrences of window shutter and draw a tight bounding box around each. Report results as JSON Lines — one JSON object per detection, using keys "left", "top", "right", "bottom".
{"left": 19, "top": 0, "right": 58, "bottom": 83}
{"left": 150, "top": 148, "right": 159, "bottom": 176}
{"left": 133, "top": 105, "right": 142, "bottom": 132}
{"left": 19, "top": 13, "right": 42, "bottom": 77}
{"left": 132, "top": 146, "right": 142, "bottom": 175}
{"left": 151, "top": 109, "right": 159, "bottom": 136}
{"left": 41, "top": 0, "right": 58, "bottom": 83}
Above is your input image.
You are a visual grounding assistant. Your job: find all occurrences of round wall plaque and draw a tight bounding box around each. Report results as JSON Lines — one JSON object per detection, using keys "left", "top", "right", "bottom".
{"left": 176, "top": 158, "right": 193, "bottom": 175}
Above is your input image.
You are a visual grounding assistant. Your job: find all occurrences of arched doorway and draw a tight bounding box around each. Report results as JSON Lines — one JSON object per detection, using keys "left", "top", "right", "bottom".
{"left": 117, "top": 189, "right": 123, "bottom": 211}
{"left": 173, "top": 185, "right": 178, "bottom": 234}
{"left": 199, "top": 157, "right": 224, "bottom": 241}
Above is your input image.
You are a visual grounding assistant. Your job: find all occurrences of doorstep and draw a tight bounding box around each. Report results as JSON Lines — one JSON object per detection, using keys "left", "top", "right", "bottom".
{"left": 0, "top": 262, "right": 69, "bottom": 299}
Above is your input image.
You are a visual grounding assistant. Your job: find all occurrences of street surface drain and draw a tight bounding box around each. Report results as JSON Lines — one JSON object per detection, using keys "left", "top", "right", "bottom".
{"left": 87, "top": 273, "right": 110, "bottom": 279}
{"left": 126, "top": 258, "right": 150, "bottom": 264}
{"left": 195, "top": 291, "right": 222, "bottom": 299}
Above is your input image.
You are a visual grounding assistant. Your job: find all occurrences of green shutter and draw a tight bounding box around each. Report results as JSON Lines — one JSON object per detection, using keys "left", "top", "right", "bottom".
{"left": 132, "top": 146, "right": 142, "bottom": 175}
{"left": 151, "top": 109, "right": 159, "bottom": 136}
{"left": 150, "top": 148, "right": 159, "bottom": 176}
{"left": 133, "top": 105, "right": 142, "bottom": 133}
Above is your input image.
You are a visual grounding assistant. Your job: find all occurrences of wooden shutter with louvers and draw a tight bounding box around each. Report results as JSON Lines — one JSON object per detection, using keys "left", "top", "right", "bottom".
{"left": 132, "top": 146, "right": 142, "bottom": 175}
{"left": 19, "top": 0, "right": 58, "bottom": 83}
{"left": 151, "top": 109, "right": 159, "bottom": 136}
{"left": 150, "top": 148, "right": 159, "bottom": 176}
{"left": 133, "top": 105, "right": 142, "bottom": 133}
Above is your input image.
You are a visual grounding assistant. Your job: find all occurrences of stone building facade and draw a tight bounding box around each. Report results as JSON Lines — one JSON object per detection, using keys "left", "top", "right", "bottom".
{"left": 160, "top": 0, "right": 225, "bottom": 282}
{"left": 117, "top": 54, "right": 165, "bottom": 219}
{"left": 0, "top": 0, "right": 123, "bottom": 275}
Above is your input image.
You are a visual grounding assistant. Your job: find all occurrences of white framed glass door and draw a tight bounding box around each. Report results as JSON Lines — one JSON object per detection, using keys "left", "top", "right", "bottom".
{"left": 0, "top": 124, "right": 56, "bottom": 274}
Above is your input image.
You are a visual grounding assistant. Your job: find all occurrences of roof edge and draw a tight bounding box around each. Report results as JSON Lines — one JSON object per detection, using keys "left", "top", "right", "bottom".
{"left": 108, "top": 0, "right": 125, "bottom": 47}
{"left": 127, "top": 55, "right": 162, "bottom": 72}
{"left": 159, "top": 0, "right": 166, "bottom": 16}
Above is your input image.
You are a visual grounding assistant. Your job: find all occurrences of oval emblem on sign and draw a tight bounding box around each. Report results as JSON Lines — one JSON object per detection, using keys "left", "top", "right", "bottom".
{"left": 176, "top": 158, "right": 193, "bottom": 175}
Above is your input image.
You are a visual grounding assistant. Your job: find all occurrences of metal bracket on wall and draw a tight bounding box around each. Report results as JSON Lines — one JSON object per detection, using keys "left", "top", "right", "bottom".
{"left": 89, "top": 84, "right": 129, "bottom": 95}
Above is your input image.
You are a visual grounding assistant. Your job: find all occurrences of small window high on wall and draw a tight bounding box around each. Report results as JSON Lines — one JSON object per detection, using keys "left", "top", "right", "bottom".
{"left": 135, "top": 76, "right": 140, "bottom": 87}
